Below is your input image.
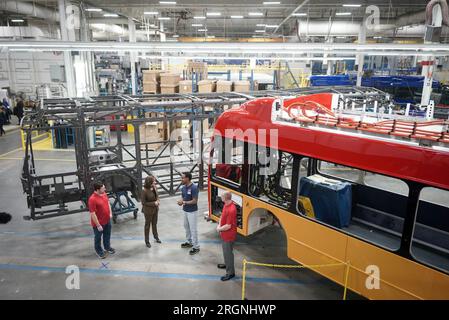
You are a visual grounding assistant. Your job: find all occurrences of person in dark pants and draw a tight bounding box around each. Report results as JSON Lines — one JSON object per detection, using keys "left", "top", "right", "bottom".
{"left": 14, "top": 98, "right": 24, "bottom": 124}
{"left": 0, "top": 107, "right": 6, "bottom": 136}
{"left": 142, "top": 175, "right": 161, "bottom": 248}
{"left": 88, "top": 182, "right": 116, "bottom": 259}
{"left": 216, "top": 191, "right": 237, "bottom": 281}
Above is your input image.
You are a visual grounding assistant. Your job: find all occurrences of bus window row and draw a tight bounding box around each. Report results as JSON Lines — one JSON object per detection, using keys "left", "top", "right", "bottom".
{"left": 209, "top": 137, "right": 449, "bottom": 274}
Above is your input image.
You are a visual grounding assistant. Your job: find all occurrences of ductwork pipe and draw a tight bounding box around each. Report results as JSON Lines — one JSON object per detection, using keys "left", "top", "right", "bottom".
{"left": 426, "top": 0, "right": 449, "bottom": 26}
{"left": 0, "top": 1, "right": 59, "bottom": 22}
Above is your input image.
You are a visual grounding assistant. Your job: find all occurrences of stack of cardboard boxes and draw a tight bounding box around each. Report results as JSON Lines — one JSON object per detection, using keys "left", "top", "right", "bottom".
{"left": 142, "top": 70, "right": 161, "bottom": 94}
{"left": 216, "top": 80, "right": 233, "bottom": 92}
{"left": 160, "top": 73, "right": 181, "bottom": 94}
{"left": 186, "top": 60, "right": 208, "bottom": 81}
{"left": 198, "top": 80, "right": 216, "bottom": 93}
{"left": 179, "top": 80, "right": 193, "bottom": 94}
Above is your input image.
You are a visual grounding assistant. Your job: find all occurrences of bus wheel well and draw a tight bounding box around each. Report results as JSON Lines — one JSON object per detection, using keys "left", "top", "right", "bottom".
{"left": 247, "top": 207, "right": 285, "bottom": 235}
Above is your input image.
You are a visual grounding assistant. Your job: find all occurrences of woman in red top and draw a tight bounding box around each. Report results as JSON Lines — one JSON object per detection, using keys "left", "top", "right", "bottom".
{"left": 216, "top": 191, "right": 237, "bottom": 281}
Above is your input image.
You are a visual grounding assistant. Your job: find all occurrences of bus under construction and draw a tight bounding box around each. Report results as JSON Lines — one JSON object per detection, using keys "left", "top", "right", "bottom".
{"left": 208, "top": 91, "right": 449, "bottom": 300}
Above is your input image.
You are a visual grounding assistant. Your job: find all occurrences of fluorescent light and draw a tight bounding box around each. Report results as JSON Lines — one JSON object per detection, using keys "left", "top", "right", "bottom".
{"left": 292, "top": 13, "right": 307, "bottom": 16}
{"left": 172, "top": 34, "right": 179, "bottom": 38}
{"left": 159, "top": 1, "right": 176, "bottom": 4}
{"left": 207, "top": 35, "right": 215, "bottom": 38}
{"left": 158, "top": 17, "right": 171, "bottom": 20}
{"left": 249, "top": 12, "right": 264, "bottom": 16}
{"left": 198, "top": 28, "right": 208, "bottom": 32}
{"left": 144, "top": 11, "right": 159, "bottom": 15}
{"left": 11, "top": 19, "right": 24, "bottom": 22}
{"left": 231, "top": 15, "right": 244, "bottom": 19}
{"left": 373, "top": 36, "right": 382, "bottom": 39}
{"left": 336, "top": 12, "right": 352, "bottom": 16}
{"left": 256, "top": 24, "right": 266, "bottom": 27}
{"left": 192, "top": 24, "right": 203, "bottom": 27}
{"left": 265, "top": 25, "right": 279, "bottom": 28}
{"left": 263, "top": 1, "right": 281, "bottom": 4}
{"left": 103, "top": 13, "right": 119, "bottom": 17}
{"left": 86, "top": 8, "right": 102, "bottom": 12}
{"left": 194, "top": 16, "right": 206, "bottom": 19}
{"left": 206, "top": 12, "right": 221, "bottom": 16}
{"left": 336, "top": 36, "right": 346, "bottom": 39}
{"left": 343, "top": 4, "right": 361, "bottom": 7}
{"left": 255, "top": 30, "right": 265, "bottom": 33}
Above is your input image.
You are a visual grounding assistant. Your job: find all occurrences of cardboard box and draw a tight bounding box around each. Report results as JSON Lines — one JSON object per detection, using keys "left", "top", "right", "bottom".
{"left": 216, "top": 80, "right": 233, "bottom": 93}
{"left": 233, "top": 80, "right": 251, "bottom": 92}
{"left": 179, "top": 80, "right": 193, "bottom": 94}
{"left": 143, "top": 82, "right": 159, "bottom": 93}
{"left": 160, "top": 73, "right": 180, "bottom": 86}
{"left": 139, "top": 122, "right": 163, "bottom": 150}
{"left": 198, "top": 80, "right": 216, "bottom": 93}
{"left": 143, "top": 70, "right": 161, "bottom": 83}
{"left": 160, "top": 85, "right": 179, "bottom": 94}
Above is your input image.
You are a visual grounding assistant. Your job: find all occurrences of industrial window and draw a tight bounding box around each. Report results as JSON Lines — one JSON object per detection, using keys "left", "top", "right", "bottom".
{"left": 248, "top": 148, "right": 293, "bottom": 209}
{"left": 212, "top": 137, "right": 243, "bottom": 185}
{"left": 298, "top": 159, "right": 409, "bottom": 251}
{"left": 364, "top": 172, "right": 409, "bottom": 196}
{"left": 411, "top": 187, "right": 449, "bottom": 273}
{"left": 317, "top": 160, "right": 364, "bottom": 183}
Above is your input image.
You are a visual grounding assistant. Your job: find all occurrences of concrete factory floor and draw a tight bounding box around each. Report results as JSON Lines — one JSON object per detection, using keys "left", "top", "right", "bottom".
{"left": 0, "top": 129, "right": 360, "bottom": 300}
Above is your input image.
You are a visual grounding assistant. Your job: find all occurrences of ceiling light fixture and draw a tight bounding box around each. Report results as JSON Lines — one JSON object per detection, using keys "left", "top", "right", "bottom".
{"left": 249, "top": 12, "right": 264, "bottom": 16}
{"left": 206, "top": 12, "right": 221, "bottom": 16}
{"left": 256, "top": 24, "right": 266, "bottom": 27}
{"left": 11, "top": 19, "right": 25, "bottom": 22}
{"left": 336, "top": 12, "right": 352, "bottom": 16}
{"left": 192, "top": 24, "right": 203, "bottom": 27}
{"left": 159, "top": 1, "right": 176, "bottom": 4}
{"left": 172, "top": 34, "right": 179, "bottom": 38}
{"left": 263, "top": 1, "right": 281, "bottom": 4}
{"left": 194, "top": 16, "right": 206, "bottom": 19}
{"left": 198, "top": 28, "right": 208, "bottom": 32}
{"left": 231, "top": 15, "right": 244, "bottom": 19}
{"left": 265, "top": 25, "right": 279, "bottom": 28}
{"left": 255, "top": 30, "right": 265, "bottom": 33}
{"left": 144, "top": 11, "right": 159, "bottom": 15}
{"left": 103, "top": 13, "right": 119, "bottom": 17}
{"left": 158, "top": 17, "right": 171, "bottom": 20}
{"left": 343, "top": 4, "right": 362, "bottom": 7}
{"left": 85, "top": 8, "right": 102, "bottom": 12}
{"left": 292, "top": 13, "right": 307, "bottom": 16}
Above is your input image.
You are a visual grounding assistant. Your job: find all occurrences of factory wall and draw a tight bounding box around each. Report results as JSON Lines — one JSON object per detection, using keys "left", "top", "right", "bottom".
{"left": 0, "top": 52, "right": 67, "bottom": 99}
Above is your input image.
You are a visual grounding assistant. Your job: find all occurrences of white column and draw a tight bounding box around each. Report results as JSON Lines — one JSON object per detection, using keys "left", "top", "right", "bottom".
{"left": 420, "top": 57, "right": 435, "bottom": 106}
{"left": 129, "top": 18, "right": 137, "bottom": 95}
{"left": 326, "top": 37, "right": 334, "bottom": 75}
{"left": 58, "top": 0, "right": 76, "bottom": 97}
{"left": 356, "top": 19, "right": 366, "bottom": 87}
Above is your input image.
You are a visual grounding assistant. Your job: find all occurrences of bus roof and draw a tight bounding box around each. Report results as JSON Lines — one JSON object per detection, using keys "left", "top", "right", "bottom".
{"left": 214, "top": 95, "right": 449, "bottom": 190}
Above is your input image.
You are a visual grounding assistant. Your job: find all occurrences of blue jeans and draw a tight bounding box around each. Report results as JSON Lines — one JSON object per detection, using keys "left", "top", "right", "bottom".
{"left": 93, "top": 220, "right": 112, "bottom": 255}
{"left": 183, "top": 210, "right": 199, "bottom": 249}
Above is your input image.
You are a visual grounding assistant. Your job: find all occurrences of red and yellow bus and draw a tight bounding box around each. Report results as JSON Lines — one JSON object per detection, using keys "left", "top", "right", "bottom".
{"left": 208, "top": 93, "right": 449, "bottom": 300}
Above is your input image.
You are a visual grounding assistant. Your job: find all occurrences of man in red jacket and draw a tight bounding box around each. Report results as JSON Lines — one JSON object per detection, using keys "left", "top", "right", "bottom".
{"left": 216, "top": 191, "right": 237, "bottom": 281}
{"left": 88, "top": 182, "right": 116, "bottom": 259}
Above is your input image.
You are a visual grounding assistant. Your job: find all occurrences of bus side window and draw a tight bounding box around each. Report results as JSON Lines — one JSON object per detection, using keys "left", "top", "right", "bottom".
{"left": 213, "top": 138, "right": 243, "bottom": 185}
{"left": 411, "top": 187, "right": 449, "bottom": 273}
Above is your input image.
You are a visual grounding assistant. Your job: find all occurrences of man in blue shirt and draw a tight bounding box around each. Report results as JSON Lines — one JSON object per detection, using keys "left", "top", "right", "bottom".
{"left": 178, "top": 172, "right": 200, "bottom": 255}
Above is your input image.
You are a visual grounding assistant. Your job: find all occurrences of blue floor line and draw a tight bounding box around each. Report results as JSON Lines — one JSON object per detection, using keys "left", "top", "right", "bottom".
{"left": 0, "top": 263, "right": 311, "bottom": 285}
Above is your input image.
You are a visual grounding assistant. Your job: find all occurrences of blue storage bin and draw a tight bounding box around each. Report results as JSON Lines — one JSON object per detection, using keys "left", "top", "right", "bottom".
{"left": 299, "top": 176, "right": 352, "bottom": 228}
